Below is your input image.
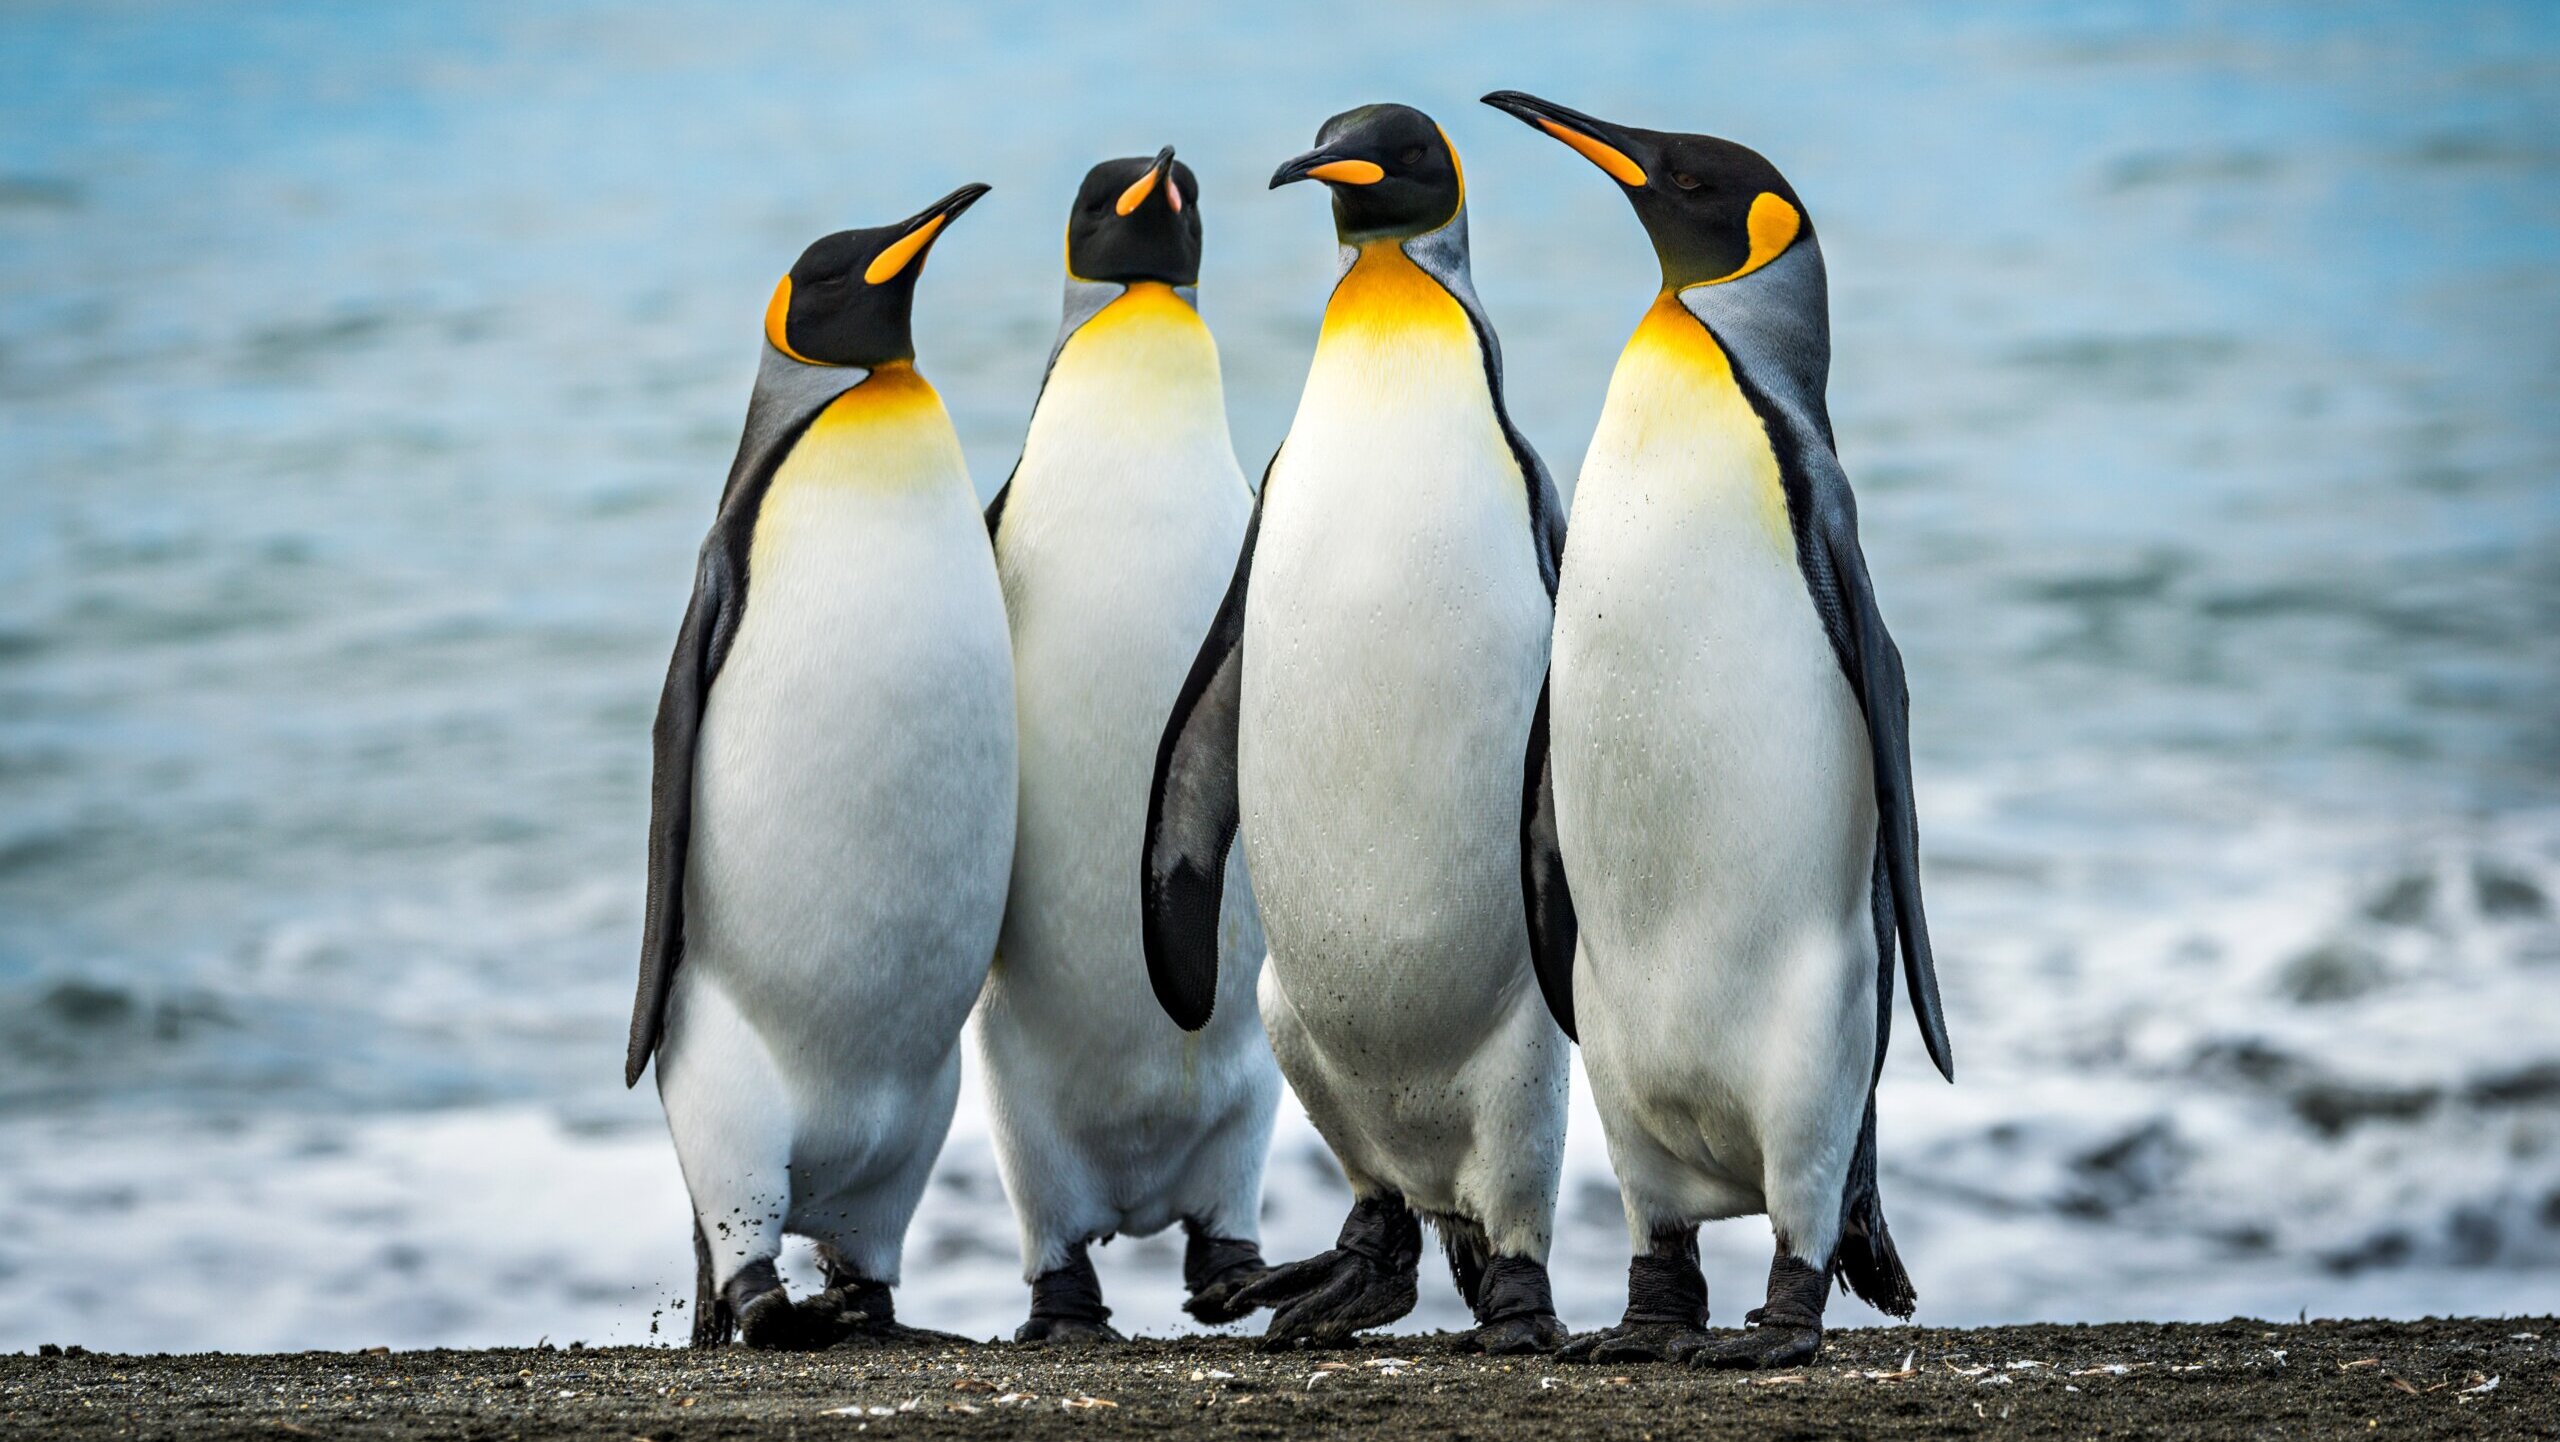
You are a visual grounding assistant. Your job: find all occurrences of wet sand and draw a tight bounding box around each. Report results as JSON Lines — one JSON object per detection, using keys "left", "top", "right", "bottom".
{"left": 6, "top": 1317, "right": 2548, "bottom": 1439}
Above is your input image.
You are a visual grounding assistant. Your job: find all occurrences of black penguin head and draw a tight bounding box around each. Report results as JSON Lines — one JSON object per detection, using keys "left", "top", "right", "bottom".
{"left": 1482, "top": 92, "right": 1809, "bottom": 293}
{"left": 1066, "top": 148, "right": 1203, "bottom": 287}
{"left": 1270, "top": 103, "right": 1464, "bottom": 242}
{"left": 763, "top": 182, "right": 990, "bottom": 367}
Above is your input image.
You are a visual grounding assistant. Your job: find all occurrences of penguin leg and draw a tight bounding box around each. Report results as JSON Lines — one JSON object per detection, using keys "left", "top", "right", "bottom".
{"left": 1559, "top": 1225, "right": 1714, "bottom": 1363}
{"left": 799, "top": 1244, "right": 974, "bottom": 1349}
{"left": 792, "top": 1051, "right": 971, "bottom": 1349}
{"left": 1229, "top": 1193, "right": 1421, "bottom": 1349}
{"left": 1689, "top": 1247, "right": 1828, "bottom": 1369}
{"left": 1440, "top": 1217, "right": 1568, "bottom": 1356}
{"left": 1181, "top": 1219, "right": 1269, "bottom": 1325}
{"left": 1439, "top": 995, "right": 1570, "bottom": 1355}
{"left": 656, "top": 974, "right": 808, "bottom": 1348}
{"left": 1171, "top": 1078, "right": 1280, "bottom": 1324}
{"left": 1689, "top": 1094, "right": 1860, "bottom": 1369}
{"left": 1014, "top": 1239, "right": 1124, "bottom": 1345}
{"left": 985, "top": 1103, "right": 1124, "bottom": 1343}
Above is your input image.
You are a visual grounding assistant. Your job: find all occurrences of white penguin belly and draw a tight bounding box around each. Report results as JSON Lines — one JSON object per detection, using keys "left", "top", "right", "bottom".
{"left": 978, "top": 286, "right": 1273, "bottom": 1254}
{"left": 1551, "top": 298, "right": 1877, "bottom": 1208}
{"left": 676, "top": 373, "right": 1016, "bottom": 1194}
{"left": 1237, "top": 244, "right": 1558, "bottom": 1215}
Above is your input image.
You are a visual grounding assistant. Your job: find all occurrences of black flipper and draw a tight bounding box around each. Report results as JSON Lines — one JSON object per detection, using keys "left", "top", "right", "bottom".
{"left": 1810, "top": 485, "right": 1952, "bottom": 1081}
{"left": 1705, "top": 304, "right": 1951, "bottom": 1085}
{"left": 626, "top": 356, "right": 865, "bottom": 1087}
{"left": 983, "top": 471, "right": 1011, "bottom": 544}
{"left": 1139, "top": 463, "right": 1269, "bottom": 1030}
{"left": 1519, "top": 678, "right": 1577, "bottom": 1040}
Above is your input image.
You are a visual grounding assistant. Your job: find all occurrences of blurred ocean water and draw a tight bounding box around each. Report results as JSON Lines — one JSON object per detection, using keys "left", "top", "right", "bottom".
{"left": 1, "top": 0, "right": 2556, "bottom": 1351}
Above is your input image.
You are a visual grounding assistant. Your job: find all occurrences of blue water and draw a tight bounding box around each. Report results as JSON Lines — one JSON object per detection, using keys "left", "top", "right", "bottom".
{"left": 1, "top": 0, "right": 2555, "bottom": 1351}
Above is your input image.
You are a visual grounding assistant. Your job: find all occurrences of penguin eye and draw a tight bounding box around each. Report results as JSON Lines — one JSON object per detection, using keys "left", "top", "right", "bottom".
{"left": 1398, "top": 145, "right": 1427, "bottom": 168}
{"left": 1671, "top": 171, "right": 1703, "bottom": 191}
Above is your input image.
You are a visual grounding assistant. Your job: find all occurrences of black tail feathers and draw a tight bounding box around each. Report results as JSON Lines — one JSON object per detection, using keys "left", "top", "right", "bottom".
{"left": 1435, "top": 1214, "right": 1494, "bottom": 1313}
{"left": 690, "top": 1220, "right": 735, "bottom": 1347}
{"left": 1831, "top": 1095, "right": 1917, "bottom": 1319}
{"left": 1833, "top": 1203, "right": 1917, "bottom": 1319}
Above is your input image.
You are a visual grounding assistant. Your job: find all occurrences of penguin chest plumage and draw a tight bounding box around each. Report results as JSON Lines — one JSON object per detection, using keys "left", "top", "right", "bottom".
{"left": 1551, "top": 297, "right": 1876, "bottom": 1147}
{"left": 681, "top": 368, "right": 1016, "bottom": 1097}
{"left": 982, "top": 286, "right": 1269, "bottom": 1213}
{"left": 1240, "top": 243, "right": 1551, "bottom": 1048}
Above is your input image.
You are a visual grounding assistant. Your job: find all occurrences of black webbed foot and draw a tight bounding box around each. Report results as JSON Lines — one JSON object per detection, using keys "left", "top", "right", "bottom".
{"left": 1558, "top": 1320, "right": 1717, "bottom": 1363}
{"left": 1181, "top": 1225, "right": 1269, "bottom": 1325}
{"left": 801, "top": 1258, "right": 971, "bottom": 1348}
{"left": 1231, "top": 1195, "right": 1421, "bottom": 1348}
{"left": 1014, "top": 1241, "right": 1124, "bottom": 1345}
{"left": 1461, "top": 1311, "right": 1570, "bottom": 1355}
{"left": 1014, "top": 1315, "right": 1126, "bottom": 1345}
{"left": 1689, "top": 1325, "right": 1822, "bottom": 1369}
{"left": 1560, "top": 1228, "right": 1711, "bottom": 1363}
{"left": 1687, "top": 1250, "right": 1825, "bottom": 1370}
{"left": 724, "top": 1260, "right": 830, "bottom": 1351}
{"left": 1451, "top": 1255, "right": 1565, "bottom": 1355}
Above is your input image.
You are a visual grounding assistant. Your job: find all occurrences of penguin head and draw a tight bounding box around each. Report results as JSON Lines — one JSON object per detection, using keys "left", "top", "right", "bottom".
{"left": 1482, "top": 91, "right": 1809, "bottom": 293}
{"left": 1067, "top": 148, "right": 1203, "bottom": 287}
{"left": 763, "top": 182, "right": 990, "bottom": 367}
{"left": 1270, "top": 103, "right": 1464, "bottom": 242}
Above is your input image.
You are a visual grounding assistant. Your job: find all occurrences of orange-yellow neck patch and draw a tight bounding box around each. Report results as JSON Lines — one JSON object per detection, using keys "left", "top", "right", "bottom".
{"left": 1623, "top": 291, "right": 1736, "bottom": 382}
{"left": 804, "top": 360, "right": 943, "bottom": 437}
{"left": 1608, "top": 293, "right": 1791, "bottom": 549}
{"left": 1318, "top": 242, "right": 1471, "bottom": 348}
{"left": 1082, "top": 280, "right": 1202, "bottom": 335}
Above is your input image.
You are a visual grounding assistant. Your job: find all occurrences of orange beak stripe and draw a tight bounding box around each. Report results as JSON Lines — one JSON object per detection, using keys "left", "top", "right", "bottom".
{"left": 1115, "top": 166, "right": 1161, "bottom": 216}
{"left": 864, "top": 214, "right": 946, "bottom": 286}
{"left": 1536, "top": 118, "right": 1646, "bottom": 186}
{"left": 1306, "top": 158, "right": 1385, "bottom": 185}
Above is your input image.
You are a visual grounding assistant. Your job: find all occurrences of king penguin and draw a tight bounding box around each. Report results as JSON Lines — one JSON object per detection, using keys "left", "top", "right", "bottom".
{"left": 974, "top": 148, "right": 1280, "bottom": 1344}
{"left": 1481, "top": 91, "right": 1954, "bottom": 1368}
{"left": 626, "top": 184, "right": 1018, "bottom": 1350}
{"left": 1141, "top": 104, "right": 1573, "bottom": 1354}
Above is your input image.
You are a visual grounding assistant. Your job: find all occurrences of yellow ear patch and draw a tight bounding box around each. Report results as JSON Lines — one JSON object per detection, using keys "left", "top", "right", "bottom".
{"left": 763, "top": 275, "right": 825, "bottom": 364}
{"left": 1536, "top": 118, "right": 1646, "bottom": 186}
{"left": 1115, "top": 166, "right": 1160, "bottom": 216}
{"left": 1695, "top": 191, "right": 1802, "bottom": 286}
{"left": 1307, "top": 159, "right": 1385, "bottom": 185}
{"left": 1438, "top": 123, "right": 1466, "bottom": 205}
{"left": 864, "top": 214, "right": 946, "bottom": 285}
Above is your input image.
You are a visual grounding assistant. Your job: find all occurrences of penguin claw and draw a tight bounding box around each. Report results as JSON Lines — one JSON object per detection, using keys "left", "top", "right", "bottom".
{"left": 1237, "top": 1249, "right": 1418, "bottom": 1348}
{"left": 1013, "top": 1315, "right": 1127, "bottom": 1346}
{"left": 1456, "top": 1312, "right": 1568, "bottom": 1356}
{"left": 1183, "top": 1266, "right": 1270, "bottom": 1325}
{"left": 1688, "top": 1325, "right": 1823, "bottom": 1370}
{"left": 1557, "top": 1321, "right": 1716, "bottom": 1364}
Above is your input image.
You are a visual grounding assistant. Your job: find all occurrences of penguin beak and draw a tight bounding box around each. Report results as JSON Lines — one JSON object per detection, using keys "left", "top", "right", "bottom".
{"left": 1270, "top": 147, "right": 1384, "bottom": 190}
{"left": 1116, "top": 146, "right": 1182, "bottom": 216}
{"left": 1481, "top": 91, "right": 1650, "bottom": 188}
{"left": 863, "top": 182, "right": 992, "bottom": 286}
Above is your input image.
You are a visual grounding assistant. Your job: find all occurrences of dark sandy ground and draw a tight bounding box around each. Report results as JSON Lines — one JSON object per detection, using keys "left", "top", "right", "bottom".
{"left": 6, "top": 1318, "right": 2549, "bottom": 1440}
